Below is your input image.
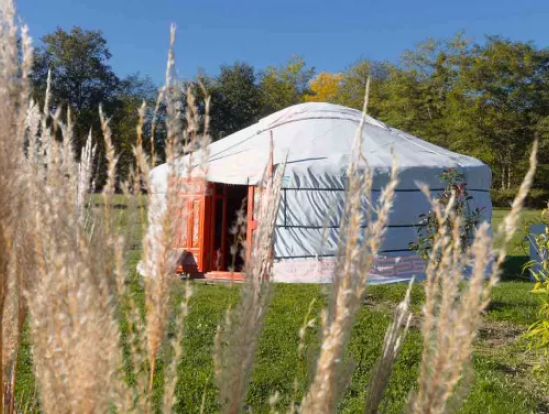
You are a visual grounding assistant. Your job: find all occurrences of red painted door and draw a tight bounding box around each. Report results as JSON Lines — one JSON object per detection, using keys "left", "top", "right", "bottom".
{"left": 173, "top": 178, "right": 211, "bottom": 273}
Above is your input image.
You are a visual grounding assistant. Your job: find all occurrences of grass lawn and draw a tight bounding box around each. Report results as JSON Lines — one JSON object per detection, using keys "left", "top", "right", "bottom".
{"left": 15, "top": 207, "right": 549, "bottom": 413}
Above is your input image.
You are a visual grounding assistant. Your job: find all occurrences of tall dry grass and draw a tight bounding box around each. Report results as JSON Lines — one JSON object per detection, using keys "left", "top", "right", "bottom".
{"left": 0, "top": 2, "right": 37, "bottom": 412}
{"left": 0, "top": 0, "right": 539, "bottom": 413}
{"left": 213, "top": 143, "right": 284, "bottom": 414}
{"left": 300, "top": 83, "right": 399, "bottom": 414}
{"left": 406, "top": 143, "right": 537, "bottom": 414}
{"left": 0, "top": 5, "right": 206, "bottom": 412}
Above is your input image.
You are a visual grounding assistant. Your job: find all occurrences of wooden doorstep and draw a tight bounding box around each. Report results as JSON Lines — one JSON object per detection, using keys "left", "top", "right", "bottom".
{"left": 202, "top": 271, "right": 245, "bottom": 282}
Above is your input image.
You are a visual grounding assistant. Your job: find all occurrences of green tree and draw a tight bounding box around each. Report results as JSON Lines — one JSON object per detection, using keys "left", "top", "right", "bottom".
{"left": 455, "top": 36, "right": 549, "bottom": 188}
{"left": 377, "top": 34, "right": 473, "bottom": 149}
{"left": 32, "top": 27, "right": 122, "bottom": 186}
{"left": 32, "top": 27, "right": 163, "bottom": 186}
{"left": 32, "top": 27, "right": 120, "bottom": 128}
{"left": 259, "top": 55, "right": 314, "bottom": 114}
{"left": 110, "top": 74, "right": 158, "bottom": 178}
{"left": 210, "top": 62, "right": 261, "bottom": 139}
{"left": 533, "top": 117, "right": 549, "bottom": 189}
{"left": 336, "top": 59, "right": 393, "bottom": 117}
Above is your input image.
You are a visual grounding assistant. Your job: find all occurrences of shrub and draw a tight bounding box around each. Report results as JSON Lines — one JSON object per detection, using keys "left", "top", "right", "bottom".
{"left": 524, "top": 205, "right": 549, "bottom": 364}
{"left": 409, "top": 168, "right": 484, "bottom": 260}
{"left": 491, "top": 188, "right": 549, "bottom": 209}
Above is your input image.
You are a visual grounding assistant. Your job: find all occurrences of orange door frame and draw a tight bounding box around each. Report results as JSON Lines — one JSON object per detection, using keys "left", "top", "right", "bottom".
{"left": 245, "top": 185, "right": 256, "bottom": 264}
{"left": 209, "top": 183, "right": 228, "bottom": 271}
{"left": 173, "top": 178, "right": 210, "bottom": 274}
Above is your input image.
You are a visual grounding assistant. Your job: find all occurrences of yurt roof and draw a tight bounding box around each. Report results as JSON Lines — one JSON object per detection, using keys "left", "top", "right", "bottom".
{"left": 150, "top": 102, "right": 490, "bottom": 191}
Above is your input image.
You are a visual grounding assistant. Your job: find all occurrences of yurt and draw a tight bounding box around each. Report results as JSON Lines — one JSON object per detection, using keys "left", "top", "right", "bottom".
{"left": 145, "top": 102, "right": 492, "bottom": 284}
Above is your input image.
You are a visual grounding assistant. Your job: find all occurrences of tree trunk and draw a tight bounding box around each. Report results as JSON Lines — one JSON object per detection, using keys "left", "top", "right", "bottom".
{"left": 501, "top": 165, "right": 506, "bottom": 189}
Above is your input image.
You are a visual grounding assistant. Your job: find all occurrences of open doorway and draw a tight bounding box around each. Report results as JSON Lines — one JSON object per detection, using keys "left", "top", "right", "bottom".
{"left": 209, "top": 183, "right": 249, "bottom": 273}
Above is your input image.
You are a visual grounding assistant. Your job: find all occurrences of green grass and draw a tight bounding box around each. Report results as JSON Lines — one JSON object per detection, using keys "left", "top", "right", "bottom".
{"left": 13, "top": 206, "right": 549, "bottom": 413}
{"left": 158, "top": 282, "right": 544, "bottom": 413}
{"left": 492, "top": 208, "right": 542, "bottom": 257}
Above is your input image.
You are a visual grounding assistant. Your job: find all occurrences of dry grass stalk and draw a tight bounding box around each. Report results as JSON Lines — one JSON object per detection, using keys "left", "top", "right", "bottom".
{"left": 21, "top": 82, "right": 125, "bottom": 413}
{"left": 0, "top": 5, "right": 207, "bottom": 411}
{"left": 364, "top": 279, "right": 414, "bottom": 414}
{"left": 407, "top": 142, "right": 538, "bottom": 414}
{"left": 138, "top": 24, "right": 211, "bottom": 396}
{"left": 162, "top": 282, "right": 193, "bottom": 413}
{"left": 213, "top": 150, "right": 285, "bottom": 414}
{"left": 0, "top": 3, "right": 34, "bottom": 412}
{"left": 300, "top": 80, "right": 398, "bottom": 414}
{"left": 288, "top": 300, "right": 317, "bottom": 414}
{"left": 268, "top": 391, "right": 281, "bottom": 414}
{"left": 0, "top": 1, "right": 540, "bottom": 412}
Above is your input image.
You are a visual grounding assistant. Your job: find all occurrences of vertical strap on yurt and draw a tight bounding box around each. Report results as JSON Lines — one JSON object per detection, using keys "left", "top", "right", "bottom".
{"left": 246, "top": 131, "right": 275, "bottom": 268}
{"left": 268, "top": 131, "right": 275, "bottom": 262}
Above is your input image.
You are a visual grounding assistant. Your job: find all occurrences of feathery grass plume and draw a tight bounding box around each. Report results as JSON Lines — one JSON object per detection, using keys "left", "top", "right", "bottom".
{"left": 300, "top": 78, "right": 398, "bottom": 414}
{"left": 77, "top": 132, "right": 97, "bottom": 215}
{"left": 0, "top": 6, "right": 130, "bottom": 410}
{"left": 1, "top": 215, "right": 33, "bottom": 414}
{"left": 1, "top": 176, "right": 35, "bottom": 414}
{"left": 213, "top": 146, "right": 284, "bottom": 414}
{"left": 407, "top": 214, "right": 488, "bottom": 413}
{"left": 490, "top": 140, "right": 538, "bottom": 284}
{"left": 23, "top": 91, "right": 124, "bottom": 413}
{"left": 364, "top": 279, "right": 414, "bottom": 414}
{"left": 407, "top": 142, "right": 537, "bottom": 414}
{"left": 162, "top": 282, "right": 193, "bottom": 413}
{"left": 140, "top": 24, "right": 182, "bottom": 391}
{"left": 149, "top": 86, "right": 166, "bottom": 165}
{"left": 268, "top": 391, "right": 281, "bottom": 414}
{"left": 0, "top": 3, "right": 34, "bottom": 412}
{"left": 132, "top": 101, "right": 151, "bottom": 248}
{"left": 111, "top": 184, "right": 155, "bottom": 411}
{"left": 288, "top": 300, "right": 317, "bottom": 414}
{"left": 0, "top": 2, "right": 207, "bottom": 411}
{"left": 139, "top": 23, "right": 212, "bottom": 396}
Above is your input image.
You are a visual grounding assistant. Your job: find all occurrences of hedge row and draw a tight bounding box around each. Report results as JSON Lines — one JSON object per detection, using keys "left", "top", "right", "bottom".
{"left": 490, "top": 188, "right": 549, "bottom": 209}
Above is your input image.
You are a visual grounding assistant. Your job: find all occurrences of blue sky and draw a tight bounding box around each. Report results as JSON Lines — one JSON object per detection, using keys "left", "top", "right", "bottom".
{"left": 18, "top": 0, "right": 549, "bottom": 85}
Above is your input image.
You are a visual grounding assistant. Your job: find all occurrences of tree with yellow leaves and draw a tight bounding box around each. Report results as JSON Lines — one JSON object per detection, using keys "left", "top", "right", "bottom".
{"left": 304, "top": 72, "right": 343, "bottom": 103}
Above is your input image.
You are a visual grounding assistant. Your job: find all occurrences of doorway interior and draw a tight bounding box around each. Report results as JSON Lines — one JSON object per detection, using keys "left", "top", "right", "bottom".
{"left": 209, "top": 183, "right": 249, "bottom": 273}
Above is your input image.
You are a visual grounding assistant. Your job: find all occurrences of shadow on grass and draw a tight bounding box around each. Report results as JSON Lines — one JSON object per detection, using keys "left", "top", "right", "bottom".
{"left": 501, "top": 255, "right": 531, "bottom": 282}
{"left": 92, "top": 202, "right": 131, "bottom": 210}
{"left": 486, "top": 300, "right": 538, "bottom": 314}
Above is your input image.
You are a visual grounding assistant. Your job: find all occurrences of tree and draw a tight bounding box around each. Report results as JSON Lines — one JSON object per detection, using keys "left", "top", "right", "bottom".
{"left": 376, "top": 34, "right": 474, "bottom": 149}
{"left": 259, "top": 55, "right": 314, "bottom": 115}
{"left": 33, "top": 27, "right": 120, "bottom": 113}
{"left": 209, "top": 62, "right": 261, "bottom": 139}
{"left": 336, "top": 59, "right": 393, "bottom": 117}
{"left": 304, "top": 72, "right": 343, "bottom": 103}
{"left": 110, "top": 74, "right": 158, "bottom": 178}
{"left": 32, "top": 27, "right": 122, "bottom": 174}
{"left": 32, "top": 27, "right": 163, "bottom": 186}
{"left": 454, "top": 36, "right": 549, "bottom": 188}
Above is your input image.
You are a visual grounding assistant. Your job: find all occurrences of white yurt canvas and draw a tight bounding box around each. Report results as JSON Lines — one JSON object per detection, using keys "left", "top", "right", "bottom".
{"left": 147, "top": 102, "right": 492, "bottom": 284}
